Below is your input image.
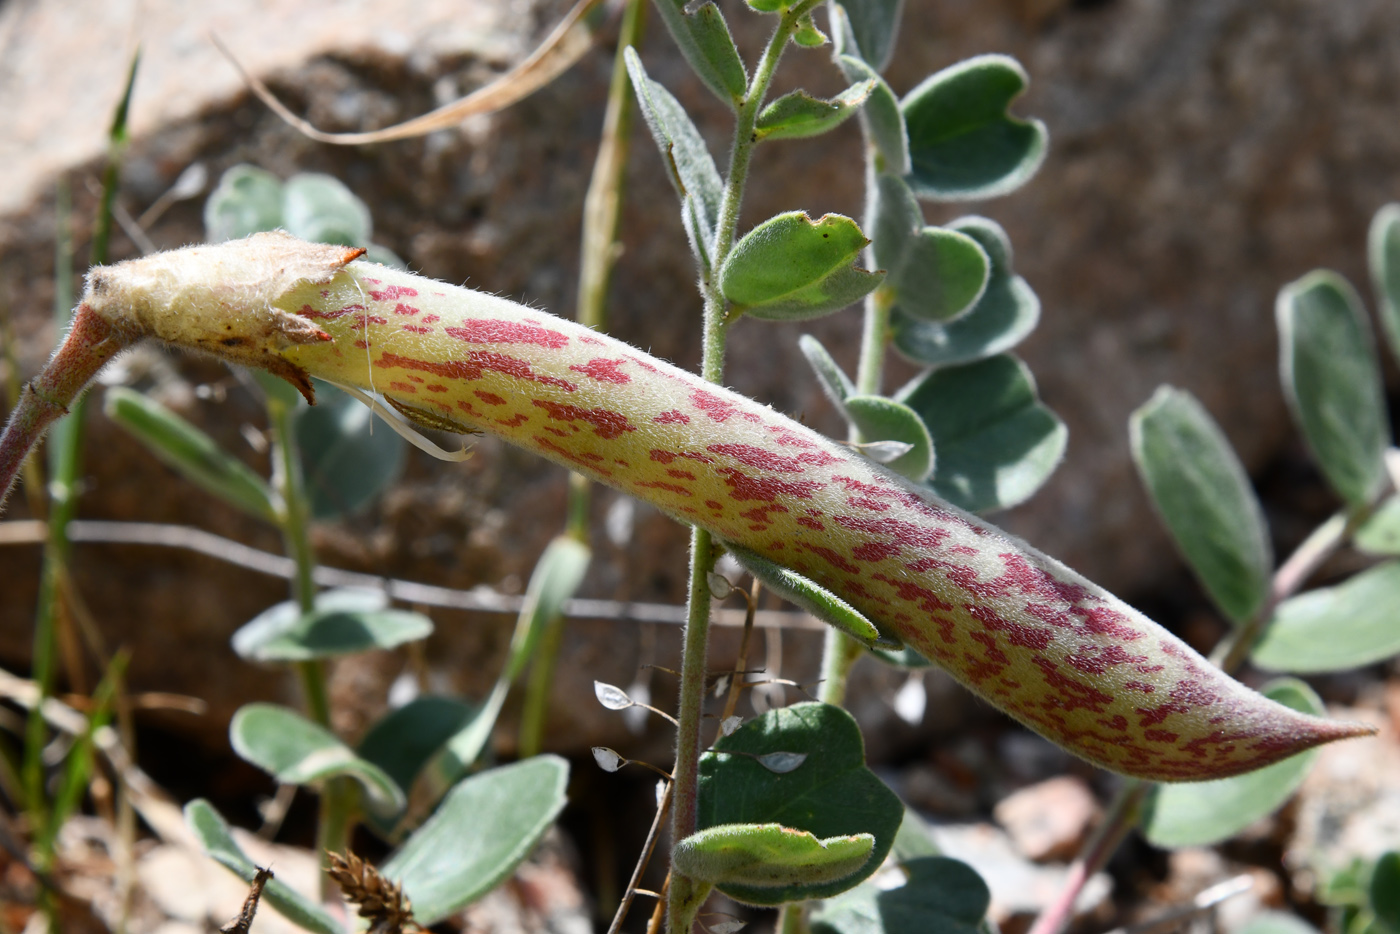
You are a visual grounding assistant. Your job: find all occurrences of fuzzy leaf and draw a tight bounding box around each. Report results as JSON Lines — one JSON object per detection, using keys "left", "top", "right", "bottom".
{"left": 1142, "top": 679, "right": 1323, "bottom": 848}
{"left": 230, "top": 703, "right": 405, "bottom": 817}
{"left": 184, "top": 799, "right": 343, "bottom": 934}
{"left": 1277, "top": 270, "right": 1390, "bottom": 506}
{"left": 625, "top": 48, "right": 724, "bottom": 265}
{"left": 891, "top": 216, "right": 1040, "bottom": 367}
{"left": 723, "top": 542, "right": 887, "bottom": 647}
{"left": 295, "top": 380, "right": 407, "bottom": 519}
{"left": 830, "top": 6, "right": 908, "bottom": 173}
{"left": 844, "top": 395, "right": 935, "bottom": 482}
{"left": 1253, "top": 560, "right": 1400, "bottom": 673}
{"left": 698, "top": 702, "right": 902, "bottom": 905}
{"left": 103, "top": 386, "right": 278, "bottom": 523}
{"left": 1368, "top": 204, "right": 1400, "bottom": 367}
{"left": 357, "top": 696, "right": 478, "bottom": 801}
{"left": 798, "top": 334, "right": 855, "bottom": 409}
{"left": 232, "top": 587, "right": 432, "bottom": 662}
{"left": 833, "top": 0, "right": 903, "bottom": 71}
{"left": 755, "top": 81, "right": 876, "bottom": 142}
{"left": 889, "top": 227, "right": 990, "bottom": 323}
{"left": 902, "top": 55, "right": 1047, "bottom": 201}
{"left": 204, "top": 164, "right": 283, "bottom": 243}
{"left": 647, "top": 3, "right": 747, "bottom": 107}
{"left": 282, "top": 173, "right": 372, "bottom": 247}
{"left": 870, "top": 173, "right": 922, "bottom": 279}
{"left": 383, "top": 756, "right": 569, "bottom": 925}
{"left": 810, "top": 856, "right": 990, "bottom": 934}
{"left": 1130, "top": 386, "right": 1273, "bottom": 624}
{"left": 898, "top": 355, "right": 1066, "bottom": 512}
{"left": 720, "top": 212, "right": 882, "bottom": 319}
{"left": 1355, "top": 495, "right": 1400, "bottom": 555}
{"left": 674, "top": 823, "right": 875, "bottom": 888}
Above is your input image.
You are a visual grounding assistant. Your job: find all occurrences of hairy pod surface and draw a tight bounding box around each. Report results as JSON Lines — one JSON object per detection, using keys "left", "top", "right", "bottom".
{"left": 77, "top": 234, "right": 1370, "bottom": 780}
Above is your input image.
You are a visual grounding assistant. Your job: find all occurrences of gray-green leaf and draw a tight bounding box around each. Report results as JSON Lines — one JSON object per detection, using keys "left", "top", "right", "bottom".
{"left": 844, "top": 394, "right": 935, "bottom": 482}
{"left": 646, "top": 3, "right": 746, "bottom": 107}
{"left": 1142, "top": 679, "right": 1324, "bottom": 848}
{"left": 232, "top": 588, "right": 433, "bottom": 662}
{"left": 1355, "top": 494, "right": 1400, "bottom": 555}
{"left": 720, "top": 212, "right": 882, "bottom": 319}
{"left": 184, "top": 799, "right": 343, "bottom": 934}
{"left": 1367, "top": 203, "right": 1400, "bottom": 368}
{"left": 282, "top": 173, "right": 372, "bottom": 247}
{"left": 755, "top": 81, "right": 876, "bottom": 142}
{"left": 674, "top": 823, "right": 874, "bottom": 888}
{"left": 204, "top": 164, "right": 283, "bottom": 243}
{"left": 810, "top": 856, "right": 990, "bottom": 934}
{"left": 296, "top": 380, "right": 407, "bottom": 519}
{"left": 798, "top": 335, "right": 855, "bottom": 409}
{"left": 722, "top": 542, "right": 888, "bottom": 647}
{"left": 1276, "top": 270, "right": 1390, "bottom": 506}
{"left": 230, "top": 703, "right": 406, "bottom": 817}
{"left": 103, "top": 387, "right": 279, "bottom": 524}
{"left": 836, "top": 53, "right": 909, "bottom": 175}
{"left": 902, "top": 54, "right": 1047, "bottom": 201}
{"left": 897, "top": 354, "right": 1066, "bottom": 512}
{"left": 1129, "top": 386, "right": 1272, "bottom": 624}
{"left": 383, "top": 755, "right": 569, "bottom": 925}
{"left": 1253, "top": 560, "right": 1400, "bottom": 673}
{"left": 833, "top": 0, "right": 904, "bottom": 71}
{"left": 889, "top": 227, "right": 990, "bottom": 323}
{"left": 357, "top": 696, "right": 478, "bottom": 802}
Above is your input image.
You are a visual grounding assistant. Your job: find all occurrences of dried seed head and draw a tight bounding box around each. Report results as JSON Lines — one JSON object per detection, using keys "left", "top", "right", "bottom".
{"left": 327, "top": 851, "right": 417, "bottom": 934}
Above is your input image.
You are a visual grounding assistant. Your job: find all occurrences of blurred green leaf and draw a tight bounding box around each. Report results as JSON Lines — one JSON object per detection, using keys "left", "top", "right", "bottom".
{"left": 892, "top": 216, "right": 1039, "bottom": 367}
{"left": 1277, "top": 270, "right": 1390, "bottom": 506}
{"left": 282, "top": 173, "right": 372, "bottom": 247}
{"left": 898, "top": 355, "right": 1066, "bottom": 512}
{"left": 723, "top": 542, "right": 886, "bottom": 647}
{"left": 902, "top": 55, "right": 1047, "bottom": 201}
{"left": 357, "top": 696, "right": 478, "bottom": 800}
{"left": 1254, "top": 561, "right": 1400, "bottom": 673}
{"left": 204, "top": 164, "right": 283, "bottom": 242}
{"left": 1368, "top": 204, "right": 1400, "bottom": 368}
{"left": 232, "top": 587, "right": 432, "bottom": 662}
{"left": 1129, "top": 386, "right": 1273, "bottom": 624}
{"left": 798, "top": 335, "right": 855, "bottom": 409}
{"left": 364, "top": 243, "right": 406, "bottom": 268}
{"left": 891, "top": 808, "right": 941, "bottom": 863}
{"left": 870, "top": 173, "right": 922, "bottom": 278}
{"left": 1142, "top": 679, "right": 1323, "bottom": 848}
{"left": 625, "top": 48, "right": 724, "bottom": 267}
{"left": 295, "top": 380, "right": 407, "bottom": 519}
{"left": 184, "top": 799, "right": 344, "bottom": 934}
{"left": 104, "top": 387, "right": 279, "bottom": 523}
{"left": 889, "top": 227, "right": 989, "bottom": 323}
{"left": 756, "top": 81, "right": 875, "bottom": 142}
{"left": 867, "top": 644, "right": 931, "bottom": 669}
{"left": 833, "top": 0, "right": 903, "bottom": 71}
{"left": 698, "top": 702, "right": 902, "bottom": 905}
{"left": 844, "top": 394, "right": 935, "bottom": 482}
{"left": 720, "top": 212, "right": 882, "bottom": 319}
{"left": 230, "top": 703, "right": 405, "bottom": 817}
{"left": 647, "top": 3, "right": 746, "bottom": 107}
{"left": 1355, "top": 494, "right": 1400, "bottom": 555}
{"left": 383, "top": 756, "right": 569, "bottom": 925}
{"left": 232, "top": 587, "right": 386, "bottom": 659}
{"left": 837, "top": 53, "right": 909, "bottom": 176}
{"left": 1236, "top": 914, "right": 1325, "bottom": 934}
{"left": 810, "top": 856, "right": 990, "bottom": 934}
{"left": 674, "top": 823, "right": 874, "bottom": 888}
{"left": 1372, "top": 851, "right": 1400, "bottom": 931}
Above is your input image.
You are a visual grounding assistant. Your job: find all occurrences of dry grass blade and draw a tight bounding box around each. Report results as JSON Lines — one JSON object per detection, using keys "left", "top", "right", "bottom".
{"left": 211, "top": 0, "right": 609, "bottom": 146}
{"left": 327, "top": 851, "right": 418, "bottom": 934}
{"left": 220, "top": 866, "right": 272, "bottom": 934}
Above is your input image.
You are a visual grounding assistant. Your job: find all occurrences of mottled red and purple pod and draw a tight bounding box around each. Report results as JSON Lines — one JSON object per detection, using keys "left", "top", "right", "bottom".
{"left": 1, "top": 233, "right": 1372, "bottom": 781}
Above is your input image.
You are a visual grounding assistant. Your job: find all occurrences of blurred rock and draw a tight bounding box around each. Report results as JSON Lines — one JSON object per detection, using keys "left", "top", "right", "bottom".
{"left": 993, "top": 775, "right": 1101, "bottom": 862}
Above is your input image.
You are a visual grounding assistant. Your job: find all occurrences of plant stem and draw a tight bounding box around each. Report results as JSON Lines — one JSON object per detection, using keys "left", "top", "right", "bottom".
{"left": 777, "top": 900, "right": 810, "bottom": 934}
{"left": 1029, "top": 501, "right": 1369, "bottom": 934}
{"left": 668, "top": 10, "right": 816, "bottom": 930}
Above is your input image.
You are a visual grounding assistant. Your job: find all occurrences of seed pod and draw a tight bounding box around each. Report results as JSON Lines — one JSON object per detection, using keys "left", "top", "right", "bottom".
{"left": 10, "top": 233, "right": 1373, "bottom": 781}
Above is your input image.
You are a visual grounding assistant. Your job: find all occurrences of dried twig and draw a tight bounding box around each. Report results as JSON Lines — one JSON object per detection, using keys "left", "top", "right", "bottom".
{"left": 220, "top": 866, "right": 272, "bottom": 934}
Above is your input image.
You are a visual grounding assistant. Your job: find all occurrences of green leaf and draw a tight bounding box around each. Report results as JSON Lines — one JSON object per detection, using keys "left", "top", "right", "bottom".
{"left": 229, "top": 703, "right": 405, "bottom": 817}
{"left": 1372, "top": 852, "right": 1400, "bottom": 930}
{"left": 792, "top": 12, "right": 829, "bottom": 48}
{"left": 870, "top": 173, "right": 922, "bottom": 279}
{"left": 798, "top": 335, "right": 855, "bottom": 409}
{"left": 836, "top": 53, "right": 908, "bottom": 175}
{"left": 1368, "top": 204, "right": 1400, "bottom": 368}
{"left": 1276, "top": 270, "right": 1390, "bottom": 506}
{"left": 1129, "top": 386, "right": 1273, "bottom": 624}
{"left": 697, "top": 702, "right": 903, "bottom": 905}
{"left": 833, "top": 0, "right": 903, "bottom": 71}
{"left": 231, "top": 587, "right": 433, "bottom": 662}
{"left": 722, "top": 542, "right": 888, "bottom": 647}
{"left": 624, "top": 48, "right": 724, "bottom": 266}
{"left": 897, "top": 355, "right": 1066, "bottom": 512}
{"left": 891, "top": 808, "right": 941, "bottom": 863}
{"left": 1253, "top": 561, "right": 1400, "bottom": 673}
{"left": 364, "top": 242, "right": 406, "bottom": 269}
{"left": 902, "top": 54, "right": 1047, "bottom": 201}
{"left": 1236, "top": 914, "right": 1325, "bottom": 934}
{"left": 844, "top": 394, "right": 935, "bottom": 482}
{"left": 203, "top": 164, "right": 283, "bottom": 242}
{"left": 720, "top": 212, "right": 883, "bottom": 319}
{"left": 889, "top": 227, "right": 990, "bottom": 323}
{"left": 184, "top": 799, "right": 344, "bottom": 934}
{"left": 295, "top": 380, "right": 407, "bottom": 519}
{"left": 745, "top": 0, "right": 783, "bottom": 10}
{"left": 810, "top": 856, "right": 990, "bottom": 934}
{"left": 383, "top": 756, "right": 569, "bottom": 925}
{"left": 1355, "top": 494, "right": 1400, "bottom": 555}
{"left": 755, "top": 81, "right": 876, "bottom": 142}
{"left": 357, "top": 696, "right": 479, "bottom": 800}
{"left": 646, "top": 4, "right": 747, "bottom": 107}
{"left": 1142, "top": 678, "right": 1324, "bottom": 848}
{"left": 674, "top": 823, "right": 874, "bottom": 888}
{"left": 867, "top": 644, "right": 932, "bottom": 669}
{"left": 281, "top": 172, "right": 372, "bottom": 247}
{"left": 103, "top": 387, "right": 279, "bottom": 523}
{"left": 891, "top": 216, "right": 1039, "bottom": 367}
